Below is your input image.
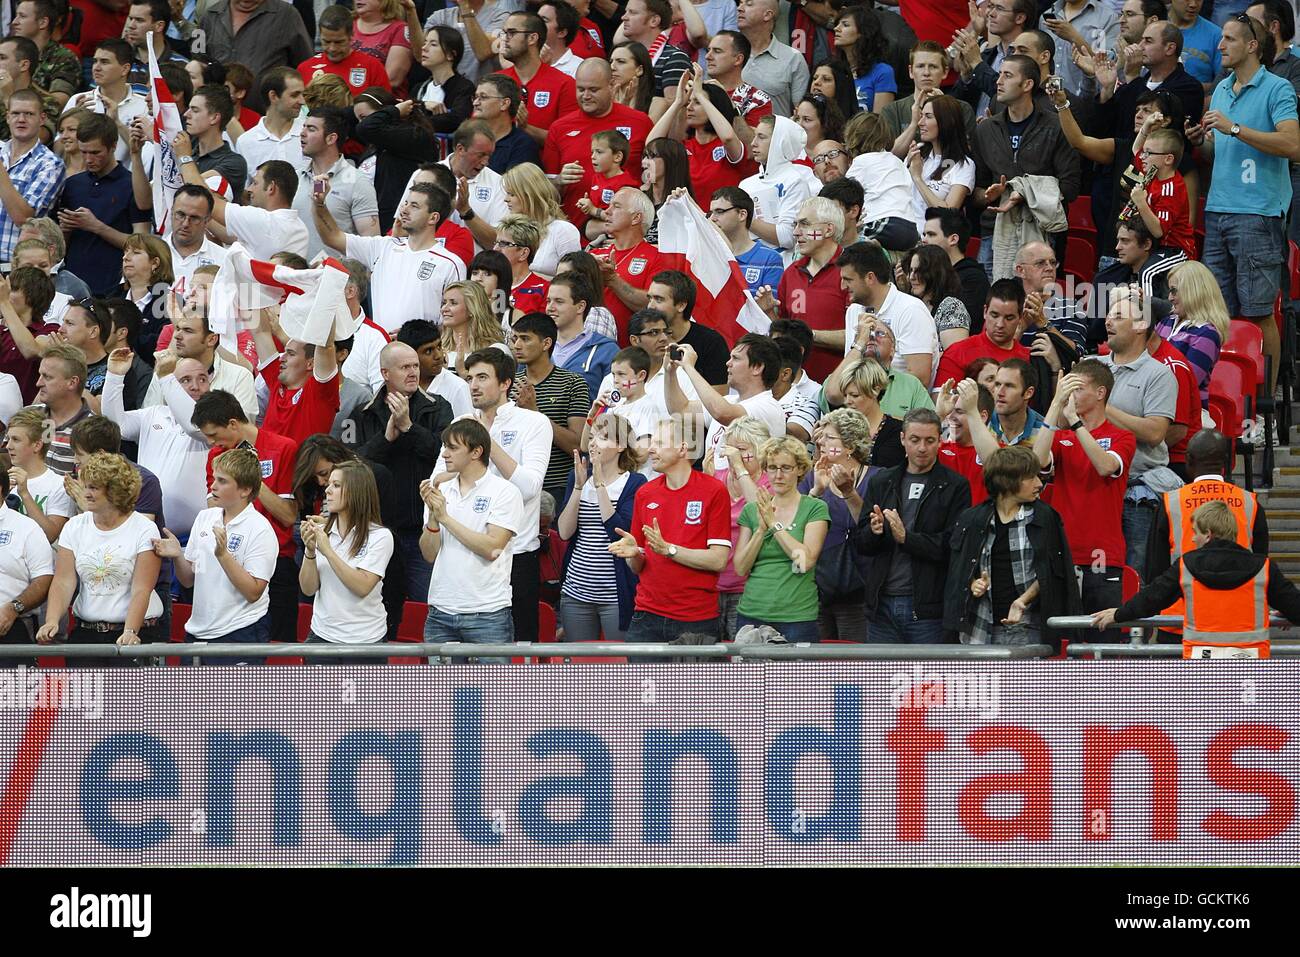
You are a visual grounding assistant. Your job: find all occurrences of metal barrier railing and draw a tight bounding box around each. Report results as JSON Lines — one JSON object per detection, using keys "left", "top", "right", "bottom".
{"left": 1047, "top": 614, "right": 1300, "bottom": 657}
{"left": 0, "top": 641, "right": 1056, "bottom": 661}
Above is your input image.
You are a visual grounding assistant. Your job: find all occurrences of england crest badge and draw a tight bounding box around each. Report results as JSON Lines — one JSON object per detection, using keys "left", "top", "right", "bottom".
{"left": 684, "top": 501, "right": 703, "bottom": 525}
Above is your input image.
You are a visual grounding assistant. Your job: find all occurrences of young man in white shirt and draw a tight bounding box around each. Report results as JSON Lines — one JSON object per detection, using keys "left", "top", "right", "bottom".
{"left": 153, "top": 447, "right": 278, "bottom": 664}
{"left": 315, "top": 179, "right": 465, "bottom": 334}
{"left": 665, "top": 334, "right": 786, "bottom": 469}
{"left": 103, "top": 350, "right": 212, "bottom": 541}
{"left": 459, "top": 347, "right": 552, "bottom": 644}
{"left": 171, "top": 133, "right": 310, "bottom": 259}
{"left": 398, "top": 318, "right": 472, "bottom": 418}
{"left": 234, "top": 68, "right": 305, "bottom": 173}
{"left": 61, "top": 38, "right": 148, "bottom": 168}
{"left": 837, "top": 239, "right": 939, "bottom": 388}
{"left": 4, "top": 407, "right": 73, "bottom": 545}
{"left": 419, "top": 418, "right": 524, "bottom": 663}
{"left": 0, "top": 448, "right": 54, "bottom": 645}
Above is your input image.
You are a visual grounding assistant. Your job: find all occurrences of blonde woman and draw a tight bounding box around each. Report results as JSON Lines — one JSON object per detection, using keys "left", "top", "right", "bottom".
{"left": 1159, "top": 260, "right": 1231, "bottom": 410}
{"left": 802, "top": 408, "right": 876, "bottom": 641}
{"left": 440, "top": 280, "right": 508, "bottom": 375}
{"left": 120, "top": 233, "right": 174, "bottom": 358}
{"left": 733, "top": 436, "right": 830, "bottom": 642}
{"left": 713, "top": 415, "right": 772, "bottom": 640}
{"left": 501, "top": 163, "right": 581, "bottom": 277}
{"left": 838, "top": 358, "right": 904, "bottom": 469}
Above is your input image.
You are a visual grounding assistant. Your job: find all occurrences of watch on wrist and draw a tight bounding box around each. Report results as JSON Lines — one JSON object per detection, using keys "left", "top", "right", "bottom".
{"left": 10, "top": 598, "right": 24, "bottom": 615}
{"left": 461, "top": 207, "right": 476, "bottom": 221}
{"left": 772, "top": 521, "right": 786, "bottom": 532}
{"left": 1230, "top": 123, "right": 1241, "bottom": 137}
{"left": 178, "top": 154, "right": 194, "bottom": 165}
{"left": 1069, "top": 419, "right": 1085, "bottom": 431}
{"left": 667, "top": 544, "right": 678, "bottom": 558}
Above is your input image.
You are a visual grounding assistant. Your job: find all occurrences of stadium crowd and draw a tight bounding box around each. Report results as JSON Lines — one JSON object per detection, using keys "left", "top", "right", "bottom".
{"left": 0, "top": 0, "right": 1294, "bottom": 661}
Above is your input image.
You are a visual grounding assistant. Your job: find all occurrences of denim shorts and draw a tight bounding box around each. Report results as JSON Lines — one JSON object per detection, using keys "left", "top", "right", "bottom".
{"left": 1203, "top": 211, "right": 1285, "bottom": 316}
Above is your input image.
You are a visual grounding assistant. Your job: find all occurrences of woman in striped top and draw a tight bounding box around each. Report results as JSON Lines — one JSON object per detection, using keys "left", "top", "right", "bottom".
{"left": 556, "top": 414, "right": 648, "bottom": 643}
{"left": 1160, "top": 261, "right": 1230, "bottom": 410}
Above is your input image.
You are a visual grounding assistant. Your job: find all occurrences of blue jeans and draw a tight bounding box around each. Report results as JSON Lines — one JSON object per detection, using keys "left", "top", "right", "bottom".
{"left": 1203, "top": 211, "right": 1285, "bottom": 316}
{"left": 735, "top": 613, "right": 820, "bottom": 643}
{"left": 1122, "top": 497, "right": 1158, "bottom": 586}
{"left": 397, "top": 529, "right": 433, "bottom": 600}
{"left": 193, "top": 614, "right": 271, "bottom": 666}
{"left": 625, "top": 611, "right": 719, "bottom": 662}
{"left": 867, "top": 595, "right": 945, "bottom": 644}
{"left": 424, "top": 606, "right": 515, "bottom": 664}
{"left": 978, "top": 232, "right": 993, "bottom": 280}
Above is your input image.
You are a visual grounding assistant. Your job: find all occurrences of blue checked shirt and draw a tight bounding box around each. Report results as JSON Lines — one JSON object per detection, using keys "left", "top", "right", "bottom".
{"left": 0, "top": 141, "right": 65, "bottom": 261}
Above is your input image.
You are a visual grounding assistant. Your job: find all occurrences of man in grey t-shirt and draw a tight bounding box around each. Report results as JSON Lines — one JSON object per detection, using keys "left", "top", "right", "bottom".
{"left": 1098, "top": 294, "right": 1177, "bottom": 580}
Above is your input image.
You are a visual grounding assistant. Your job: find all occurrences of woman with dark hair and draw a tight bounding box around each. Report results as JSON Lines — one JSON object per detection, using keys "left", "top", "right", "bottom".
{"left": 833, "top": 5, "right": 896, "bottom": 114}
{"left": 556, "top": 251, "right": 618, "bottom": 340}
{"left": 902, "top": 243, "right": 971, "bottom": 349}
{"left": 965, "top": 356, "right": 998, "bottom": 392}
{"left": 648, "top": 74, "right": 752, "bottom": 213}
{"left": 794, "top": 92, "right": 846, "bottom": 151}
{"left": 905, "top": 94, "right": 973, "bottom": 229}
{"left": 412, "top": 26, "right": 474, "bottom": 133}
{"left": 469, "top": 250, "right": 514, "bottom": 332}
{"left": 610, "top": 41, "right": 660, "bottom": 116}
{"left": 640, "top": 137, "right": 693, "bottom": 245}
{"left": 354, "top": 78, "right": 446, "bottom": 232}
{"left": 292, "top": 435, "right": 406, "bottom": 642}
{"left": 809, "top": 58, "right": 860, "bottom": 124}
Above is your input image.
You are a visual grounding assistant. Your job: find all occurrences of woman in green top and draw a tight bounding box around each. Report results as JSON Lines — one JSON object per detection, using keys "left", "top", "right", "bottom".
{"left": 734, "top": 436, "right": 831, "bottom": 642}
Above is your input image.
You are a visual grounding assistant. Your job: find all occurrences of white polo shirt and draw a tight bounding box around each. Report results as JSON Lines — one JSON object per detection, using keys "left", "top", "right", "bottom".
{"left": 459, "top": 401, "right": 551, "bottom": 554}
{"left": 234, "top": 116, "right": 305, "bottom": 174}
{"left": 705, "top": 390, "right": 787, "bottom": 469}
{"left": 435, "top": 160, "right": 509, "bottom": 247}
{"left": 224, "top": 204, "right": 310, "bottom": 260}
{"left": 309, "top": 523, "right": 394, "bottom": 643}
{"left": 62, "top": 89, "right": 149, "bottom": 168}
{"left": 427, "top": 367, "right": 472, "bottom": 418}
{"left": 425, "top": 470, "right": 524, "bottom": 614}
{"left": 345, "top": 234, "right": 466, "bottom": 333}
{"left": 0, "top": 503, "right": 55, "bottom": 604}
{"left": 103, "top": 371, "right": 211, "bottom": 536}
{"left": 167, "top": 235, "right": 228, "bottom": 299}
{"left": 844, "top": 285, "right": 940, "bottom": 388}
{"left": 341, "top": 315, "right": 390, "bottom": 395}
{"left": 182, "top": 504, "right": 278, "bottom": 640}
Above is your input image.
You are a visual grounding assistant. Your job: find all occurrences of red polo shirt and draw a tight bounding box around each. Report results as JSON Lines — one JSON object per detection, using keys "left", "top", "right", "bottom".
{"left": 1151, "top": 339, "right": 1200, "bottom": 464}
{"left": 503, "top": 63, "right": 578, "bottom": 133}
{"left": 934, "top": 332, "right": 1032, "bottom": 390}
{"left": 205, "top": 426, "right": 300, "bottom": 557}
{"left": 630, "top": 470, "right": 732, "bottom": 621}
{"left": 260, "top": 360, "right": 342, "bottom": 447}
{"left": 1049, "top": 420, "right": 1136, "bottom": 568}
{"left": 594, "top": 240, "right": 662, "bottom": 344}
{"left": 685, "top": 136, "right": 757, "bottom": 207}
{"left": 298, "top": 50, "right": 391, "bottom": 96}
{"left": 938, "top": 441, "right": 988, "bottom": 505}
{"left": 776, "top": 251, "right": 849, "bottom": 383}
{"left": 543, "top": 103, "right": 654, "bottom": 222}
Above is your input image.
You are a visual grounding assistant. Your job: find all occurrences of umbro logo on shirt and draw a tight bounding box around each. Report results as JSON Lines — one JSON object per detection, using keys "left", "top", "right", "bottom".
{"left": 567, "top": 130, "right": 581, "bottom": 136}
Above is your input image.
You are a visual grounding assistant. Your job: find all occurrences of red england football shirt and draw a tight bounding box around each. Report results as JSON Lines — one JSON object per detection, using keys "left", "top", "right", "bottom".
{"left": 511, "top": 272, "right": 551, "bottom": 316}
{"left": 260, "top": 359, "right": 342, "bottom": 447}
{"left": 594, "top": 240, "right": 662, "bottom": 344}
{"left": 1049, "top": 420, "right": 1135, "bottom": 568}
{"left": 298, "top": 50, "right": 392, "bottom": 96}
{"left": 630, "top": 470, "right": 732, "bottom": 621}
{"left": 571, "top": 19, "right": 606, "bottom": 59}
{"left": 436, "top": 219, "right": 474, "bottom": 268}
{"left": 934, "top": 332, "right": 1032, "bottom": 391}
{"left": 587, "top": 169, "right": 640, "bottom": 211}
{"left": 504, "top": 63, "right": 578, "bottom": 134}
{"left": 938, "top": 441, "right": 988, "bottom": 505}
{"left": 205, "top": 426, "right": 300, "bottom": 557}
{"left": 1152, "top": 339, "right": 1200, "bottom": 464}
{"left": 685, "top": 136, "right": 757, "bottom": 207}
{"left": 543, "top": 104, "right": 654, "bottom": 222}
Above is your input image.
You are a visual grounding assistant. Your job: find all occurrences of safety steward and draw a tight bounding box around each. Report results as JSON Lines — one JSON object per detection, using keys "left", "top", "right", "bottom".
{"left": 1092, "top": 501, "right": 1300, "bottom": 658}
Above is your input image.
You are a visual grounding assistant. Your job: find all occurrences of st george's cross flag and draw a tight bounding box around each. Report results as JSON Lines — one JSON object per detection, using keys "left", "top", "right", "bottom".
{"left": 208, "top": 245, "right": 359, "bottom": 346}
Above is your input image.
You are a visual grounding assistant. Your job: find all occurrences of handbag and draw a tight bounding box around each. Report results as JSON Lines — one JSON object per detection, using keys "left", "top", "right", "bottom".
{"left": 815, "top": 538, "right": 866, "bottom": 603}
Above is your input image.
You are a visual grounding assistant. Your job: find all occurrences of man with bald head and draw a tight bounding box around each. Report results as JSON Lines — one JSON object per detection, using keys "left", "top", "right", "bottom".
{"left": 737, "top": 0, "right": 808, "bottom": 117}
{"left": 346, "top": 340, "right": 455, "bottom": 595}
{"left": 1014, "top": 240, "right": 1088, "bottom": 357}
{"left": 810, "top": 140, "right": 849, "bottom": 185}
{"left": 543, "top": 57, "right": 655, "bottom": 224}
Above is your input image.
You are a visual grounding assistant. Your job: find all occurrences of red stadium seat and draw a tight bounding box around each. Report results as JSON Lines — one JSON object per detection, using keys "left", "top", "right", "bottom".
{"left": 1064, "top": 235, "right": 1096, "bottom": 286}
{"left": 1122, "top": 565, "right": 1141, "bottom": 600}
{"left": 1209, "top": 363, "right": 1247, "bottom": 446}
{"left": 1290, "top": 241, "right": 1300, "bottom": 300}
{"left": 1225, "top": 320, "right": 1266, "bottom": 396}
{"left": 166, "top": 602, "right": 193, "bottom": 666}
{"left": 1067, "top": 196, "right": 1096, "bottom": 232}
{"left": 389, "top": 601, "right": 430, "bottom": 665}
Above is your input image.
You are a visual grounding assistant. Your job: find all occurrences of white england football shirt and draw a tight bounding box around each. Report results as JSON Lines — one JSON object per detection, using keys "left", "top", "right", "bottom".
{"left": 345, "top": 234, "right": 466, "bottom": 334}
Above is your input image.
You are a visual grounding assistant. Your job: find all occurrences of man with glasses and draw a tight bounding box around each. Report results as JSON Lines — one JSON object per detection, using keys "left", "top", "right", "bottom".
{"left": 164, "top": 185, "right": 227, "bottom": 300}
{"left": 0, "top": 88, "right": 63, "bottom": 262}
{"left": 709, "top": 186, "right": 784, "bottom": 296}
{"left": 472, "top": 74, "right": 541, "bottom": 173}
{"left": 809, "top": 141, "right": 849, "bottom": 185}
{"left": 1113, "top": 0, "right": 1165, "bottom": 82}
{"left": 1014, "top": 240, "right": 1088, "bottom": 354}
{"left": 592, "top": 308, "right": 700, "bottom": 421}
{"left": 499, "top": 11, "right": 577, "bottom": 146}
{"left": 823, "top": 314, "right": 936, "bottom": 418}
{"left": 1194, "top": 13, "right": 1300, "bottom": 409}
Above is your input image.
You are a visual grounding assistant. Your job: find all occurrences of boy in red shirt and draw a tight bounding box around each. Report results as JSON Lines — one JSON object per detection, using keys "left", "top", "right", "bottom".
{"left": 937, "top": 379, "right": 994, "bottom": 505}
{"left": 1130, "top": 127, "right": 1195, "bottom": 260}
{"left": 577, "top": 129, "right": 639, "bottom": 242}
{"left": 1033, "top": 360, "right": 1136, "bottom": 634}
{"left": 610, "top": 415, "right": 731, "bottom": 647}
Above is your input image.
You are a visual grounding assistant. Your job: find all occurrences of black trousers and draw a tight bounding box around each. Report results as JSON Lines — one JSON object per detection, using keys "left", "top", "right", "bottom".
{"left": 268, "top": 555, "right": 301, "bottom": 644}
{"left": 511, "top": 549, "right": 541, "bottom": 644}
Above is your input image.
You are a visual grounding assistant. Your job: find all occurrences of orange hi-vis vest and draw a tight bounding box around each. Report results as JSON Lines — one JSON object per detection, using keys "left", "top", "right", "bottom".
{"left": 1180, "top": 560, "right": 1272, "bottom": 658}
{"left": 1160, "top": 479, "right": 1257, "bottom": 625}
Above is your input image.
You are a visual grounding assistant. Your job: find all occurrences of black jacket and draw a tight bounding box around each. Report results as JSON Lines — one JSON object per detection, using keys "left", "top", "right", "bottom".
{"left": 972, "top": 106, "right": 1081, "bottom": 233}
{"left": 853, "top": 462, "right": 971, "bottom": 621}
{"left": 1115, "top": 539, "right": 1300, "bottom": 626}
{"left": 1099, "top": 64, "right": 1205, "bottom": 145}
{"left": 346, "top": 386, "right": 454, "bottom": 532}
{"left": 954, "top": 256, "right": 990, "bottom": 336}
{"left": 944, "top": 499, "right": 1082, "bottom": 649}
